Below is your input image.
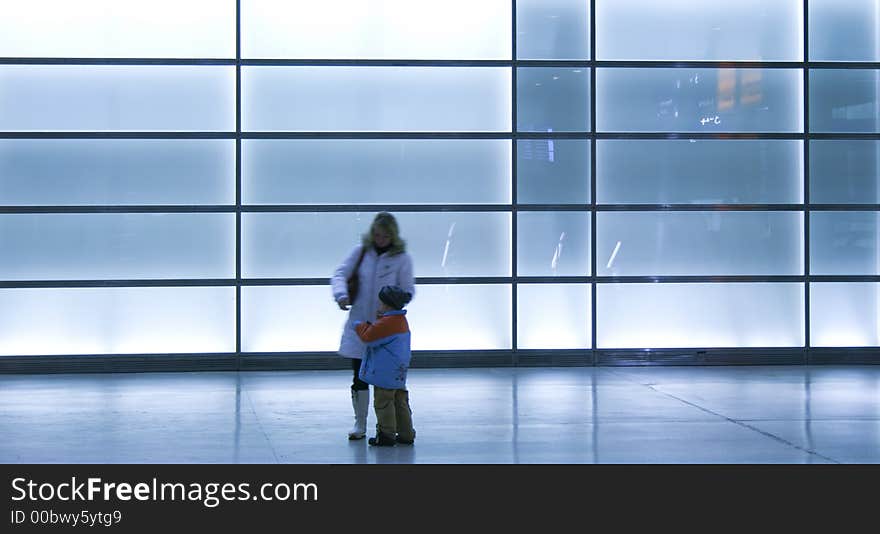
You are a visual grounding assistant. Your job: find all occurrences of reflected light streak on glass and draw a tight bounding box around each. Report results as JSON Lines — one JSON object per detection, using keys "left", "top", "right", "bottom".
{"left": 606, "top": 241, "right": 622, "bottom": 270}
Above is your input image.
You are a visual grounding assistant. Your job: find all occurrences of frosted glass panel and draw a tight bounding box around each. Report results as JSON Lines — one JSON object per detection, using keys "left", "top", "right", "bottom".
{"left": 243, "top": 212, "right": 510, "bottom": 278}
{"left": 811, "top": 283, "right": 880, "bottom": 347}
{"left": 242, "top": 67, "right": 511, "bottom": 132}
{"left": 811, "top": 212, "right": 880, "bottom": 275}
{"left": 517, "top": 67, "right": 590, "bottom": 132}
{"left": 0, "top": 140, "right": 235, "bottom": 206}
{"left": 597, "top": 68, "right": 803, "bottom": 133}
{"left": 0, "top": 0, "right": 234, "bottom": 58}
{"left": 407, "top": 285, "right": 512, "bottom": 350}
{"left": 596, "top": 0, "right": 802, "bottom": 61}
{"left": 597, "top": 140, "right": 803, "bottom": 204}
{"left": 516, "top": 0, "right": 590, "bottom": 60}
{"left": 810, "top": 141, "right": 880, "bottom": 204}
{"left": 0, "top": 287, "right": 235, "bottom": 355}
{"left": 809, "top": 0, "right": 880, "bottom": 61}
{"left": 243, "top": 140, "right": 511, "bottom": 205}
{"left": 597, "top": 283, "right": 804, "bottom": 348}
{"left": 242, "top": 0, "right": 510, "bottom": 59}
{"left": 245, "top": 284, "right": 513, "bottom": 352}
{"left": 517, "top": 211, "right": 590, "bottom": 276}
{"left": 597, "top": 212, "right": 803, "bottom": 276}
{"left": 242, "top": 286, "right": 344, "bottom": 352}
{"left": 0, "top": 66, "right": 235, "bottom": 132}
{"left": 810, "top": 70, "right": 880, "bottom": 133}
{"left": 517, "top": 284, "right": 591, "bottom": 349}
{"left": 0, "top": 214, "right": 235, "bottom": 280}
{"left": 517, "top": 139, "right": 590, "bottom": 204}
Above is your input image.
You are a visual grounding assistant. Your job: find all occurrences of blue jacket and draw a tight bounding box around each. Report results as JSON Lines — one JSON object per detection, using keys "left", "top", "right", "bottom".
{"left": 354, "top": 310, "right": 411, "bottom": 390}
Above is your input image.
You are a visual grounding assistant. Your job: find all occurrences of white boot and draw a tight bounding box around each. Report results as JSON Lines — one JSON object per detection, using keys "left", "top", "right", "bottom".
{"left": 348, "top": 389, "right": 370, "bottom": 440}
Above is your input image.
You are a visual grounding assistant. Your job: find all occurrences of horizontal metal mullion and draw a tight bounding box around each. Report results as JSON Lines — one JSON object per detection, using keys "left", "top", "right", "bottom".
{"left": 596, "top": 132, "right": 804, "bottom": 140}
{"left": 514, "top": 60, "right": 591, "bottom": 68}
{"left": 596, "top": 204, "right": 804, "bottom": 212}
{"left": 10, "top": 132, "right": 873, "bottom": 141}
{"left": 514, "top": 132, "right": 591, "bottom": 139}
{"left": 807, "top": 62, "right": 880, "bottom": 69}
{"left": 415, "top": 277, "right": 514, "bottom": 285}
{"left": 242, "top": 131, "right": 513, "bottom": 139}
{"left": 0, "top": 132, "right": 516, "bottom": 140}
{"left": 0, "top": 205, "right": 235, "bottom": 214}
{"left": 809, "top": 204, "right": 880, "bottom": 211}
{"left": 8, "top": 276, "right": 880, "bottom": 290}
{"left": 0, "top": 57, "right": 236, "bottom": 65}
{"left": 517, "top": 277, "right": 592, "bottom": 284}
{"left": 11, "top": 204, "right": 870, "bottom": 214}
{"left": 240, "top": 276, "right": 880, "bottom": 284}
{"left": 596, "top": 276, "right": 805, "bottom": 283}
{"left": 593, "top": 61, "right": 805, "bottom": 69}
{"left": 243, "top": 277, "right": 514, "bottom": 286}
{"left": 242, "top": 59, "right": 512, "bottom": 67}
{"left": 242, "top": 204, "right": 512, "bottom": 213}
{"left": 0, "top": 279, "right": 235, "bottom": 289}
{"left": 516, "top": 204, "right": 591, "bottom": 211}
{"left": 808, "top": 133, "right": 880, "bottom": 140}
{"left": 809, "top": 275, "right": 880, "bottom": 283}
{"left": 0, "top": 132, "right": 235, "bottom": 139}
{"left": 4, "top": 58, "right": 879, "bottom": 69}
{"left": 242, "top": 278, "right": 327, "bottom": 286}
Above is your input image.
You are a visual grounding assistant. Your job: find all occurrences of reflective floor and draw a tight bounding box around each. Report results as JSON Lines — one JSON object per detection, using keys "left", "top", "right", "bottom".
{"left": 1, "top": 366, "right": 878, "bottom": 464}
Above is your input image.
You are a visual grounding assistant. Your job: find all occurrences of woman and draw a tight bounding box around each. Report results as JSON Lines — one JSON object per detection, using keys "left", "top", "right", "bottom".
{"left": 331, "top": 212, "right": 415, "bottom": 440}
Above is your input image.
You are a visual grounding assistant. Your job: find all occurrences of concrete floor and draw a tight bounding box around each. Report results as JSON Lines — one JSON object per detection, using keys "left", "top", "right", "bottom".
{"left": 0, "top": 366, "right": 878, "bottom": 464}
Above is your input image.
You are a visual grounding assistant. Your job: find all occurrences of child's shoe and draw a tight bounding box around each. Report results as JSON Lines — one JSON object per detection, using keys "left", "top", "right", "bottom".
{"left": 368, "top": 432, "right": 396, "bottom": 447}
{"left": 395, "top": 434, "right": 414, "bottom": 445}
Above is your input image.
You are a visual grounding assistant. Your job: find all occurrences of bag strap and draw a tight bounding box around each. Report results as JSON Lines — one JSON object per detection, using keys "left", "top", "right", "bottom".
{"left": 352, "top": 245, "right": 367, "bottom": 274}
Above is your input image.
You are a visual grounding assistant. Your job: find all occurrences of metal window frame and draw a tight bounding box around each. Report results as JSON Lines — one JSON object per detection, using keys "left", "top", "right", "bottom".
{"left": 1, "top": 0, "right": 879, "bottom": 372}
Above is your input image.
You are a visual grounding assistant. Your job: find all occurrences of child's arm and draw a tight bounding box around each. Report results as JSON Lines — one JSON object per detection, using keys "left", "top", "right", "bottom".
{"left": 354, "top": 316, "right": 399, "bottom": 343}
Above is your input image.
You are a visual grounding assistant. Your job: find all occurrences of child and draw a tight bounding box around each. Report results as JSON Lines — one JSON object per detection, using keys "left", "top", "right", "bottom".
{"left": 354, "top": 285, "right": 415, "bottom": 446}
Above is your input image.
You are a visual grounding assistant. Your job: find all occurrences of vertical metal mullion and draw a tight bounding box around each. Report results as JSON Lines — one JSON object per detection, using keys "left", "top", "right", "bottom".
{"left": 511, "top": 0, "right": 518, "bottom": 366}
{"left": 590, "top": 0, "right": 598, "bottom": 366}
{"left": 804, "top": 0, "right": 811, "bottom": 363}
{"left": 235, "top": 0, "right": 243, "bottom": 369}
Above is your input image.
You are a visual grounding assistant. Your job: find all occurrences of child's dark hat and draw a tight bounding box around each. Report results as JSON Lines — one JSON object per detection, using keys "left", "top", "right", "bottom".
{"left": 379, "top": 285, "right": 412, "bottom": 310}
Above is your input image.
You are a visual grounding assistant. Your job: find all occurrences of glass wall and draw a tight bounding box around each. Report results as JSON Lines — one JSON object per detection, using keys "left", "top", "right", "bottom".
{"left": 1, "top": 1, "right": 877, "bottom": 361}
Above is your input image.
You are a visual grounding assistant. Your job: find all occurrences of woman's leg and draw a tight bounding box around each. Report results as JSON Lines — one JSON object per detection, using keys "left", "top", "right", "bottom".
{"left": 351, "top": 357, "right": 369, "bottom": 392}
{"left": 348, "top": 358, "right": 370, "bottom": 440}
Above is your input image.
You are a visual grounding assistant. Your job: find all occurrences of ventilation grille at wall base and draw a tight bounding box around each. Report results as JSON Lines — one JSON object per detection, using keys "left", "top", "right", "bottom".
{"left": 1, "top": 348, "right": 879, "bottom": 374}
{"left": 808, "top": 348, "right": 880, "bottom": 365}
{"left": 0, "top": 354, "right": 237, "bottom": 374}
{"left": 516, "top": 351, "right": 592, "bottom": 367}
{"left": 410, "top": 351, "right": 514, "bottom": 368}
{"left": 241, "top": 354, "right": 349, "bottom": 371}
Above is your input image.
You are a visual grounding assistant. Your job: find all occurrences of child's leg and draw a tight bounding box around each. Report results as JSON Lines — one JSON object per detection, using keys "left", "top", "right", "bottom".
{"left": 394, "top": 389, "right": 416, "bottom": 443}
{"left": 373, "top": 386, "right": 397, "bottom": 437}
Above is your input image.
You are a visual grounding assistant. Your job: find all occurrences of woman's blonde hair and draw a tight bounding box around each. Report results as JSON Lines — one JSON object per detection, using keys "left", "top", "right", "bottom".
{"left": 362, "top": 212, "right": 406, "bottom": 255}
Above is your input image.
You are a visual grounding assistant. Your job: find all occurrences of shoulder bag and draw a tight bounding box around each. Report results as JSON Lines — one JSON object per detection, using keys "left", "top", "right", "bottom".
{"left": 346, "top": 246, "right": 368, "bottom": 303}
